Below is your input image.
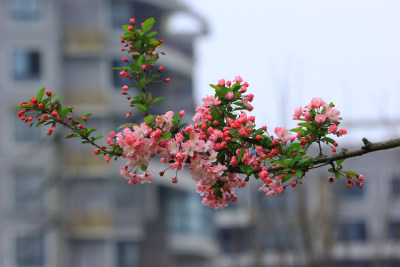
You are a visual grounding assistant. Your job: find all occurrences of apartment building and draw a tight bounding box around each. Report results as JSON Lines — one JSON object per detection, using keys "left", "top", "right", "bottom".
{"left": 0, "top": 1, "right": 217, "bottom": 266}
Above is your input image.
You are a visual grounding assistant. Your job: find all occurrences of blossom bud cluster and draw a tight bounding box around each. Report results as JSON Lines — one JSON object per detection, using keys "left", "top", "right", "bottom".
{"left": 16, "top": 18, "right": 366, "bottom": 209}
{"left": 114, "top": 77, "right": 365, "bottom": 208}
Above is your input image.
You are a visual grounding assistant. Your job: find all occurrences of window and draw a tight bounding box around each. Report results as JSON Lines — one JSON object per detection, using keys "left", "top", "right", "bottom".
{"left": 261, "top": 189, "right": 295, "bottom": 212}
{"left": 113, "top": 180, "right": 143, "bottom": 210}
{"left": 219, "top": 228, "right": 250, "bottom": 253}
{"left": 69, "top": 240, "right": 106, "bottom": 267}
{"left": 392, "top": 176, "right": 400, "bottom": 198}
{"left": 335, "top": 181, "right": 364, "bottom": 198}
{"left": 110, "top": 1, "right": 135, "bottom": 29}
{"left": 264, "top": 230, "right": 292, "bottom": 251}
{"left": 388, "top": 221, "right": 400, "bottom": 241}
{"left": 67, "top": 180, "right": 110, "bottom": 210}
{"left": 164, "top": 188, "right": 213, "bottom": 237}
{"left": 14, "top": 116, "right": 42, "bottom": 142}
{"left": 335, "top": 221, "right": 367, "bottom": 242}
{"left": 12, "top": 50, "right": 41, "bottom": 81}
{"left": 9, "top": 0, "right": 43, "bottom": 21}
{"left": 117, "top": 241, "right": 140, "bottom": 267}
{"left": 15, "top": 170, "right": 45, "bottom": 210}
{"left": 112, "top": 60, "right": 128, "bottom": 90}
{"left": 15, "top": 235, "right": 45, "bottom": 267}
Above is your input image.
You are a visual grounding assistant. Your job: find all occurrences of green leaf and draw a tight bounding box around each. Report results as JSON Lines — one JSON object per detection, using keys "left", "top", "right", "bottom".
{"left": 289, "top": 153, "right": 303, "bottom": 168}
{"left": 112, "top": 67, "right": 132, "bottom": 70}
{"left": 122, "top": 25, "right": 131, "bottom": 32}
{"left": 137, "top": 55, "right": 144, "bottom": 66}
{"left": 142, "top": 18, "right": 155, "bottom": 33}
{"left": 143, "top": 115, "right": 154, "bottom": 124}
{"left": 298, "top": 122, "right": 311, "bottom": 128}
{"left": 336, "top": 159, "right": 345, "bottom": 165}
{"left": 282, "top": 173, "right": 294, "bottom": 183}
{"left": 209, "top": 84, "right": 221, "bottom": 91}
{"left": 290, "top": 128, "right": 305, "bottom": 133}
{"left": 66, "top": 134, "right": 78, "bottom": 139}
{"left": 344, "top": 171, "right": 359, "bottom": 178}
{"left": 134, "top": 40, "right": 142, "bottom": 49}
{"left": 118, "top": 123, "right": 138, "bottom": 129}
{"left": 239, "top": 164, "right": 246, "bottom": 173}
{"left": 86, "top": 128, "right": 96, "bottom": 135}
{"left": 149, "top": 38, "right": 159, "bottom": 44}
{"left": 36, "top": 87, "right": 45, "bottom": 103}
{"left": 295, "top": 170, "right": 303, "bottom": 178}
{"left": 61, "top": 107, "right": 73, "bottom": 117}
{"left": 151, "top": 97, "right": 164, "bottom": 104}
{"left": 321, "top": 137, "right": 335, "bottom": 144}
{"left": 335, "top": 172, "right": 341, "bottom": 179}
{"left": 94, "top": 135, "right": 103, "bottom": 141}
{"left": 141, "top": 164, "right": 148, "bottom": 171}
{"left": 147, "top": 31, "right": 158, "bottom": 37}
{"left": 15, "top": 104, "right": 32, "bottom": 108}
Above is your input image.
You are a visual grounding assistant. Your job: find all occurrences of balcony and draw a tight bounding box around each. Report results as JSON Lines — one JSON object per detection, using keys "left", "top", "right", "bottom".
{"left": 64, "top": 29, "right": 107, "bottom": 56}
{"left": 68, "top": 210, "right": 112, "bottom": 238}
{"left": 64, "top": 88, "right": 110, "bottom": 113}
{"left": 64, "top": 149, "right": 112, "bottom": 177}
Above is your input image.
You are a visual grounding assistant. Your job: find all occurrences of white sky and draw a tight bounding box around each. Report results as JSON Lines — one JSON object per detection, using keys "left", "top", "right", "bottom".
{"left": 180, "top": 0, "right": 400, "bottom": 144}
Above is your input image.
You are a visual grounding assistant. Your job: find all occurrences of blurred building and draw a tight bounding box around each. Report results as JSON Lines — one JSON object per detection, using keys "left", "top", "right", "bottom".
{"left": 214, "top": 145, "right": 400, "bottom": 267}
{"left": 0, "top": 0, "right": 217, "bottom": 267}
{"left": 1, "top": 1, "right": 400, "bottom": 267}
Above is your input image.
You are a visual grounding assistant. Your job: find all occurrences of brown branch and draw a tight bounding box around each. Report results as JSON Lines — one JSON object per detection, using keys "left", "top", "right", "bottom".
{"left": 312, "top": 137, "right": 400, "bottom": 165}
{"left": 266, "top": 137, "right": 400, "bottom": 172}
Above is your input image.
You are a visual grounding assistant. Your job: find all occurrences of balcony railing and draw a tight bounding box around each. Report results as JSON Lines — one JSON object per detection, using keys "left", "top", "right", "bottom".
{"left": 64, "top": 29, "right": 107, "bottom": 55}
{"left": 68, "top": 210, "right": 112, "bottom": 237}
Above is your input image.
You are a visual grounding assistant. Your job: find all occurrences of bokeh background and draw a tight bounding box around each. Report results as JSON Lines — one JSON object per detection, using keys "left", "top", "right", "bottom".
{"left": 1, "top": 0, "right": 400, "bottom": 266}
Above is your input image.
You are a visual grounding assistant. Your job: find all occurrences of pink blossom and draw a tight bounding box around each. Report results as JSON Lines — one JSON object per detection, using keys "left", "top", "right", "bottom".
{"left": 329, "top": 124, "right": 338, "bottom": 134}
{"left": 310, "top": 97, "right": 326, "bottom": 109}
{"left": 327, "top": 108, "right": 340, "bottom": 122}
{"left": 293, "top": 106, "right": 302, "bottom": 119}
{"left": 132, "top": 122, "right": 151, "bottom": 139}
{"left": 274, "top": 127, "right": 291, "bottom": 140}
{"left": 338, "top": 128, "right": 347, "bottom": 137}
{"left": 233, "top": 75, "right": 243, "bottom": 83}
{"left": 315, "top": 114, "right": 327, "bottom": 123}
{"left": 226, "top": 92, "right": 234, "bottom": 100}
{"left": 202, "top": 95, "right": 220, "bottom": 107}
{"left": 156, "top": 111, "right": 174, "bottom": 132}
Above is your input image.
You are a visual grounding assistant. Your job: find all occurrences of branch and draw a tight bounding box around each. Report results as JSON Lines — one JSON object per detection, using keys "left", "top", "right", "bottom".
{"left": 313, "top": 137, "right": 400, "bottom": 165}
{"left": 265, "top": 137, "right": 400, "bottom": 172}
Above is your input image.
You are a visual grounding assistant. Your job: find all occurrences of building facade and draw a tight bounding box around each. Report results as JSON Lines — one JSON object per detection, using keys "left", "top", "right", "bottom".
{"left": 0, "top": 1, "right": 217, "bottom": 267}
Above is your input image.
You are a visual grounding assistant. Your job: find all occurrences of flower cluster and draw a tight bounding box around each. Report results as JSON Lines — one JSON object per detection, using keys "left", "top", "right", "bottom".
{"left": 112, "top": 75, "right": 361, "bottom": 209}
{"left": 15, "top": 17, "right": 365, "bottom": 210}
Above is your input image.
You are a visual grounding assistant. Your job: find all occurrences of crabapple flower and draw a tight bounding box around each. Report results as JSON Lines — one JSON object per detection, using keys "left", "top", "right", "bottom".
{"left": 310, "top": 97, "right": 326, "bottom": 109}
{"left": 233, "top": 75, "right": 243, "bottom": 83}
{"left": 315, "top": 114, "right": 327, "bottom": 123}
{"left": 329, "top": 124, "right": 338, "bottom": 134}
{"left": 293, "top": 106, "right": 302, "bottom": 119}
{"left": 274, "top": 127, "right": 291, "bottom": 140}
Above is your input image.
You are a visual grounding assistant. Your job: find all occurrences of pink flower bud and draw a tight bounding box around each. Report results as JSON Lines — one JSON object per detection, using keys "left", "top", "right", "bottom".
{"left": 226, "top": 92, "right": 234, "bottom": 100}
